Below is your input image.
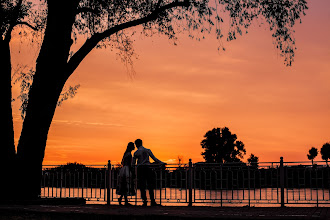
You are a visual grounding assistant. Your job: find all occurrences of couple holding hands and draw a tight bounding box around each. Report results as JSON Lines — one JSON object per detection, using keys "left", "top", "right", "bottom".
{"left": 116, "top": 139, "right": 166, "bottom": 206}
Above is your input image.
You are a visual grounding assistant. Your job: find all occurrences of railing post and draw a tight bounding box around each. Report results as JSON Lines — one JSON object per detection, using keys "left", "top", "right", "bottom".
{"left": 160, "top": 165, "right": 163, "bottom": 206}
{"left": 60, "top": 169, "right": 63, "bottom": 198}
{"left": 135, "top": 165, "right": 137, "bottom": 206}
{"left": 107, "top": 160, "right": 111, "bottom": 205}
{"left": 316, "top": 170, "right": 319, "bottom": 207}
{"left": 280, "top": 157, "right": 285, "bottom": 207}
{"left": 188, "top": 159, "right": 193, "bottom": 207}
{"left": 82, "top": 170, "right": 85, "bottom": 198}
{"left": 220, "top": 164, "right": 223, "bottom": 207}
{"left": 248, "top": 166, "right": 251, "bottom": 207}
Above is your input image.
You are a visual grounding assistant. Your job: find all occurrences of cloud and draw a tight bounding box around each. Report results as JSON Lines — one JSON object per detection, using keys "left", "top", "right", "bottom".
{"left": 52, "top": 119, "right": 127, "bottom": 128}
{"left": 164, "top": 159, "right": 177, "bottom": 164}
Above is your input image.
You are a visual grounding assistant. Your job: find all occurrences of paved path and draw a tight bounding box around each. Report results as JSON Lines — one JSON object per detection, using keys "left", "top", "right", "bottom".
{"left": 1, "top": 205, "right": 330, "bottom": 219}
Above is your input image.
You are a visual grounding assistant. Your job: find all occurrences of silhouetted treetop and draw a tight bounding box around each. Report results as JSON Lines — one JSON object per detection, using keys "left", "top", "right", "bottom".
{"left": 60, "top": 162, "right": 86, "bottom": 170}
{"left": 201, "top": 127, "right": 246, "bottom": 163}
{"left": 307, "top": 147, "right": 318, "bottom": 164}
{"left": 1, "top": 0, "right": 30, "bottom": 40}
{"left": 321, "top": 143, "right": 330, "bottom": 165}
{"left": 1, "top": 0, "right": 45, "bottom": 41}
{"left": 247, "top": 153, "right": 259, "bottom": 169}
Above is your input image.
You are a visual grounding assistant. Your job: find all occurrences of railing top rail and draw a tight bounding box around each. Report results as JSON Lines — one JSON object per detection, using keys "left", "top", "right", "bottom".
{"left": 42, "top": 160, "right": 330, "bottom": 168}
{"left": 193, "top": 162, "right": 280, "bottom": 164}
{"left": 284, "top": 161, "right": 328, "bottom": 163}
{"left": 42, "top": 165, "right": 107, "bottom": 168}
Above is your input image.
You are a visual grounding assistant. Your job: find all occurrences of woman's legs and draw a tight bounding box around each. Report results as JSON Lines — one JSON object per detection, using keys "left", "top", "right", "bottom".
{"left": 118, "top": 195, "right": 123, "bottom": 205}
{"left": 119, "top": 195, "right": 132, "bottom": 206}
{"left": 124, "top": 195, "right": 132, "bottom": 205}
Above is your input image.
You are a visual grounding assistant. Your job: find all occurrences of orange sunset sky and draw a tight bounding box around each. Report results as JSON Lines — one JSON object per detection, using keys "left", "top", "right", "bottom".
{"left": 10, "top": 0, "right": 330, "bottom": 165}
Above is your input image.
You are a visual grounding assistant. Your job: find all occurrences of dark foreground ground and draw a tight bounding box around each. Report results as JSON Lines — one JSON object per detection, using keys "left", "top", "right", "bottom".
{"left": 1, "top": 204, "right": 330, "bottom": 220}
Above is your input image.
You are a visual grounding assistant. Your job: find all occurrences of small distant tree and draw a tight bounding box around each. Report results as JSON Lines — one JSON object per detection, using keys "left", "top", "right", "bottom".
{"left": 321, "top": 143, "right": 330, "bottom": 166}
{"left": 201, "top": 127, "right": 246, "bottom": 163}
{"left": 247, "top": 154, "right": 259, "bottom": 169}
{"left": 177, "top": 155, "right": 184, "bottom": 168}
{"left": 60, "top": 162, "right": 86, "bottom": 170}
{"left": 307, "top": 147, "right": 318, "bottom": 165}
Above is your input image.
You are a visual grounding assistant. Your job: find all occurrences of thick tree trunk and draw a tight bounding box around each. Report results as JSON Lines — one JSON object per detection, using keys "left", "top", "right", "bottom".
{"left": 0, "top": 38, "right": 16, "bottom": 200}
{"left": 16, "top": 75, "right": 66, "bottom": 198}
{"left": 16, "top": 0, "right": 79, "bottom": 199}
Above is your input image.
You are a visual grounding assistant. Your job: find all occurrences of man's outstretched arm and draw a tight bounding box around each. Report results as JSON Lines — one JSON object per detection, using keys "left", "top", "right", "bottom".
{"left": 148, "top": 149, "right": 164, "bottom": 164}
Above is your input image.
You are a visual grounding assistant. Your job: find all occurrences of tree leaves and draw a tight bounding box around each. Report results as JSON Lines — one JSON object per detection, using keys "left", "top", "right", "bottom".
{"left": 307, "top": 147, "right": 318, "bottom": 161}
{"left": 69, "top": 0, "right": 307, "bottom": 70}
{"left": 321, "top": 143, "right": 330, "bottom": 163}
{"left": 12, "top": 66, "right": 80, "bottom": 119}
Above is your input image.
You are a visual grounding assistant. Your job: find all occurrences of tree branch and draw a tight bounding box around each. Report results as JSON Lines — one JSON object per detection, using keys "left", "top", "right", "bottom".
{"left": 76, "top": 7, "right": 100, "bottom": 15}
{"left": 66, "top": 0, "right": 189, "bottom": 76}
{"left": 156, "top": 0, "right": 163, "bottom": 9}
{"left": 15, "top": 22, "right": 38, "bottom": 31}
{"left": 5, "top": 0, "right": 23, "bottom": 41}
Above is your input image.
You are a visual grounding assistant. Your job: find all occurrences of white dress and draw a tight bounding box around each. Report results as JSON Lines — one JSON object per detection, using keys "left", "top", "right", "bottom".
{"left": 116, "top": 152, "right": 135, "bottom": 196}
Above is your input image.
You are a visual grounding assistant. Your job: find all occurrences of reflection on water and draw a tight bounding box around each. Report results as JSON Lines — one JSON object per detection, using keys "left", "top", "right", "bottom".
{"left": 41, "top": 187, "right": 330, "bottom": 206}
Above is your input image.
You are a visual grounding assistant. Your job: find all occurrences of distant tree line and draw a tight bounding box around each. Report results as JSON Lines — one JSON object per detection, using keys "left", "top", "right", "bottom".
{"left": 42, "top": 162, "right": 107, "bottom": 189}
{"left": 200, "top": 127, "right": 330, "bottom": 169}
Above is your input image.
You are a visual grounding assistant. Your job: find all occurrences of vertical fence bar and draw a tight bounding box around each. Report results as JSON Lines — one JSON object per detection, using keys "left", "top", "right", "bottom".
{"left": 280, "top": 157, "right": 285, "bottom": 207}
{"left": 104, "top": 168, "right": 107, "bottom": 201}
{"left": 188, "top": 159, "right": 193, "bottom": 206}
{"left": 248, "top": 166, "right": 251, "bottom": 207}
{"left": 107, "top": 160, "right": 111, "bottom": 205}
{"left": 135, "top": 165, "right": 137, "bottom": 206}
{"left": 73, "top": 172, "right": 76, "bottom": 198}
{"left": 111, "top": 166, "right": 115, "bottom": 202}
{"left": 316, "top": 170, "right": 319, "bottom": 207}
{"left": 89, "top": 172, "right": 92, "bottom": 199}
{"left": 82, "top": 171, "right": 85, "bottom": 199}
{"left": 160, "top": 165, "right": 163, "bottom": 206}
{"left": 220, "top": 164, "right": 223, "bottom": 207}
{"left": 69, "top": 172, "right": 71, "bottom": 198}
{"left": 60, "top": 169, "right": 63, "bottom": 198}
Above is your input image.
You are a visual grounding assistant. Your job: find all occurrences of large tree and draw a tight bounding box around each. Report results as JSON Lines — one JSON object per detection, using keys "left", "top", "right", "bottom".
{"left": 2, "top": 0, "right": 308, "bottom": 199}
{"left": 201, "top": 127, "right": 246, "bottom": 163}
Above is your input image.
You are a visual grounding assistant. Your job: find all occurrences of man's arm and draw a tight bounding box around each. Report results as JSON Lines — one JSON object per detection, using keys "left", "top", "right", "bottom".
{"left": 148, "top": 149, "right": 164, "bottom": 164}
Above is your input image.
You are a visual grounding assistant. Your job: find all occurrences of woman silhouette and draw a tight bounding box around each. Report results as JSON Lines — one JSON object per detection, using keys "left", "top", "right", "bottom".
{"left": 116, "top": 142, "right": 136, "bottom": 205}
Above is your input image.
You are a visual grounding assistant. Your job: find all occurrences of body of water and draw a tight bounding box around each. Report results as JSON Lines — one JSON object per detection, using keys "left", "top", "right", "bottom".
{"left": 41, "top": 187, "right": 330, "bottom": 206}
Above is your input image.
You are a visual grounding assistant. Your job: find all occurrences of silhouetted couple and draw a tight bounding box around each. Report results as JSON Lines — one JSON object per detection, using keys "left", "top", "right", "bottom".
{"left": 116, "top": 139, "right": 165, "bottom": 206}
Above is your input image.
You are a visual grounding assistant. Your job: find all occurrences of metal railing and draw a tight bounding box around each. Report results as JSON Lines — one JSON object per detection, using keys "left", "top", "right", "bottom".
{"left": 40, "top": 158, "right": 330, "bottom": 206}
{"left": 41, "top": 165, "right": 107, "bottom": 202}
{"left": 283, "top": 160, "right": 330, "bottom": 206}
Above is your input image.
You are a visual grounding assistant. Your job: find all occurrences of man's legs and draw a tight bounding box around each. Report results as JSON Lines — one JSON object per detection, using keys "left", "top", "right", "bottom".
{"left": 137, "top": 166, "right": 148, "bottom": 205}
{"left": 146, "top": 167, "right": 157, "bottom": 205}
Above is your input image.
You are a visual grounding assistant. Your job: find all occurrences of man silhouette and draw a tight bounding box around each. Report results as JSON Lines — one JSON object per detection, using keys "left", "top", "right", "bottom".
{"left": 132, "top": 139, "right": 165, "bottom": 206}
